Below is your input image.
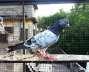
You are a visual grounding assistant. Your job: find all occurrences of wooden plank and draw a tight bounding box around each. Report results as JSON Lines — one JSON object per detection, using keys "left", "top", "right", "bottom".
{"left": 0, "top": 54, "right": 89, "bottom": 61}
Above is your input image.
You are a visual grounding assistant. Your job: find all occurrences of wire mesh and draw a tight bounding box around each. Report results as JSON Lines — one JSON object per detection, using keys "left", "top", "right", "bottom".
{"left": 0, "top": 4, "right": 36, "bottom": 72}
{"left": 0, "top": 61, "right": 87, "bottom": 72}
{"left": 0, "top": 2, "right": 88, "bottom": 72}
{"left": 0, "top": 4, "right": 35, "bottom": 53}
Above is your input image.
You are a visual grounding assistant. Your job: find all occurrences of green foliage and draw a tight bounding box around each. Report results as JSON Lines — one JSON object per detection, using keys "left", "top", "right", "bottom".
{"left": 63, "top": 3, "right": 89, "bottom": 54}
{"left": 38, "top": 3, "right": 89, "bottom": 54}
{"left": 38, "top": 10, "right": 67, "bottom": 30}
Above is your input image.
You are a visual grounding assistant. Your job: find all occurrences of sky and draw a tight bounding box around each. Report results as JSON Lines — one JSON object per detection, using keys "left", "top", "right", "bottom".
{"left": 36, "top": 3, "right": 74, "bottom": 17}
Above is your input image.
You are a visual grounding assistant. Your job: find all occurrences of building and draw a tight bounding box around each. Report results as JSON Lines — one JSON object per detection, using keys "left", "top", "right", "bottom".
{"left": 0, "top": 4, "right": 38, "bottom": 72}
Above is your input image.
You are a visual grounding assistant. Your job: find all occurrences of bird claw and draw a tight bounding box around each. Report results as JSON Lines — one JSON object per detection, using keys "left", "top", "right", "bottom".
{"left": 35, "top": 49, "right": 56, "bottom": 61}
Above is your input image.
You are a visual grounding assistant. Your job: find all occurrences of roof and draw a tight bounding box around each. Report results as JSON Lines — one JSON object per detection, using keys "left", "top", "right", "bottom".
{"left": 0, "top": 0, "right": 88, "bottom": 5}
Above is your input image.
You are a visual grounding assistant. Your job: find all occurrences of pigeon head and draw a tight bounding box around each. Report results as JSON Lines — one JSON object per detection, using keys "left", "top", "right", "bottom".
{"left": 57, "top": 18, "right": 70, "bottom": 29}
{"left": 48, "top": 18, "right": 70, "bottom": 36}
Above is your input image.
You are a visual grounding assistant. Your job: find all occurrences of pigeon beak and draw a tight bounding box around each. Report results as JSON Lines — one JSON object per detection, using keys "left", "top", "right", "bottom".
{"left": 67, "top": 23, "right": 70, "bottom": 27}
{"left": 66, "top": 19, "right": 70, "bottom": 28}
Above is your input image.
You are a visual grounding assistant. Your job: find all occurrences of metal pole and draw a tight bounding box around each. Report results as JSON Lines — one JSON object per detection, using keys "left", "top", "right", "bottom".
{"left": 22, "top": 1, "right": 26, "bottom": 72}
{"left": 22, "top": 1, "right": 25, "bottom": 46}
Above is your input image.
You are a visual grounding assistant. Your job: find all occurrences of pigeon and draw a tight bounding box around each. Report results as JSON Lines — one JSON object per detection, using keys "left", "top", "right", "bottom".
{"left": 8, "top": 18, "right": 69, "bottom": 60}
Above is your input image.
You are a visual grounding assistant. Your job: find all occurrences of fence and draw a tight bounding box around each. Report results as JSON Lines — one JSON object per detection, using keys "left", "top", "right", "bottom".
{"left": 0, "top": 60, "right": 87, "bottom": 72}
{"left": 0, "top": 54, "right": 88, "bottom": 72}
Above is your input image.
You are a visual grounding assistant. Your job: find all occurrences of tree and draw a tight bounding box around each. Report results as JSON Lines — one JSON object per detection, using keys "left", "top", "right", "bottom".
{"left": 59, "top": 3, "right": 89, "bottom": 54}
{"left": 38, "top": 10, "right": 67, "bottom": 30}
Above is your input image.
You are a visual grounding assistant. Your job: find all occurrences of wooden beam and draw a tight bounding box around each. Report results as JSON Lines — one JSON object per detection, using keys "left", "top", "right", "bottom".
{"left": 0, "top": 54, "right": 89, "bottom": 62}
